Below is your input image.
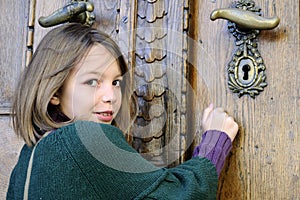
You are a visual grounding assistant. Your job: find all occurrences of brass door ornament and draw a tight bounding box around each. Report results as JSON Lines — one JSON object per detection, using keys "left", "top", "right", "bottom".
{"left": 38, "top": 0, "right": 95, "bottom": 28}
{"left": 210, "top": 0, "right": 280, "bottom": 98}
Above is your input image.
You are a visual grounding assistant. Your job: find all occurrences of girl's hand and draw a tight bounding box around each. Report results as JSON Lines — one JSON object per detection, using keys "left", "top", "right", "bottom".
{"left": 202, "top": 103, "right": 239, "bottom": 141}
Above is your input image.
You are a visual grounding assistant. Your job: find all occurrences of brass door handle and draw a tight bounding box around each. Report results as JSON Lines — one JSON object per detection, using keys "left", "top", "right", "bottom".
{"left": 210, "top": 8, "right": 280, "bottom": 30}
{"left": 38, "top": 0, "right": 95, "bottom": 27}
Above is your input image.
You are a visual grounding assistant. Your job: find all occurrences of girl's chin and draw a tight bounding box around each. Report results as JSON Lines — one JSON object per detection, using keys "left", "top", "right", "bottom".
{"left": 98, "top": 120, "right": 112, "bottom": 124}
{"left": 74, "top": 117, "right": 112, "bottom": 124}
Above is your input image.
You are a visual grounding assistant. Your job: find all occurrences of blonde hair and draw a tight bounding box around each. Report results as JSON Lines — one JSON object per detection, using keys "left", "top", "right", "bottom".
{"left": 12, "top": 23, "right": 130, "bottom": 146}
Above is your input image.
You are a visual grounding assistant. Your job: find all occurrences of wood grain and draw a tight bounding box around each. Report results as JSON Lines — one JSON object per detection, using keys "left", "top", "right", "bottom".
{"left": 0, "top": 0, "right": 29, "bottom": 199}
{"left": 34, "top": 0, "right": 119, "bottom": 49}
{"left": 0, "top": 1, "right": 28, "bottom": 113}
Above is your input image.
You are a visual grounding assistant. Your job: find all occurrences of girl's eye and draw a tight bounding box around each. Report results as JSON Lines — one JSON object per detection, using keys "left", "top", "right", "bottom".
{"left": 113, "top": 79, "right": 122, "bottom": 87}
{"left": 86, "top": 79, "right": 98, "bottom": 87}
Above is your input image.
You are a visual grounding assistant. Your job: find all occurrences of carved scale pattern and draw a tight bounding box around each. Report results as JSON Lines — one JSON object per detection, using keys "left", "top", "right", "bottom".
{"left": 131, "top": 0, "right": 190, "bottom": 167}
{"left": 132, "top": 0, "right": 169, "bottom": 167}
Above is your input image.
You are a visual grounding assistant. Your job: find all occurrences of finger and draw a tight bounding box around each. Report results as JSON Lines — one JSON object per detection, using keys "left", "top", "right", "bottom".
{"left": 213, "top": 107, "right": 225, "bottom": 115}
{"left": 209, "top": 111, "right": 227, "bottom": 131}
{"left": 222, "top": 116, "right": 239, "bottom": 141}
{"left": 202, "top": 103, "right": 214, "bottom": 122}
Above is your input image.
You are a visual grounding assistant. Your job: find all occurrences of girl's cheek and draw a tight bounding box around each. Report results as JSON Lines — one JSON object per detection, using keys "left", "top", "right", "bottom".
{"left": 115, "top": 91, "right": 122, "bottom": 111}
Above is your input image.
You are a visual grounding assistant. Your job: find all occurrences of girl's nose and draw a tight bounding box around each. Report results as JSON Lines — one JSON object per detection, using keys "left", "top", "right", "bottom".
{"left": 100, "top": 85, "right": 116, "bottom": 103}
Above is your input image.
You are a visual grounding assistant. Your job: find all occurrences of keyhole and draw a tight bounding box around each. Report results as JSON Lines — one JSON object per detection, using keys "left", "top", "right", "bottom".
{"left": 242, "top": 64, "right": 251, "bottom": 80}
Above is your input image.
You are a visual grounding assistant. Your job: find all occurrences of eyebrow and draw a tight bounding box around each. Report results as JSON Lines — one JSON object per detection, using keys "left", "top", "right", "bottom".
{"left": 80, "top": 70, "right": 122, "bottom": 79}
{"left": 81, "top": 71, "right": 102, "bottom": 76}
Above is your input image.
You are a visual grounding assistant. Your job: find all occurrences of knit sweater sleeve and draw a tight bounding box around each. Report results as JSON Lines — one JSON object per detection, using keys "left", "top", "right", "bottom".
{"left": 192, "top": 130, "right": 232, "bottom": 176}
{"left": 141, "top": 157, "right": 218, "bottom": 200}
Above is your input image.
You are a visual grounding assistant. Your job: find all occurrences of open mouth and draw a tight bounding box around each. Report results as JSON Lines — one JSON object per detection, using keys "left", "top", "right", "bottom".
{"left": 94, "top": 111, "right": 114, "bottom": 122}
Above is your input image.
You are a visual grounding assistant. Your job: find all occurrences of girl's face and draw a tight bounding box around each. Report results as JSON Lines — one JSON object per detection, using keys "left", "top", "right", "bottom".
{"left": 51, "top": 44, "right": 123, "bottom": 124}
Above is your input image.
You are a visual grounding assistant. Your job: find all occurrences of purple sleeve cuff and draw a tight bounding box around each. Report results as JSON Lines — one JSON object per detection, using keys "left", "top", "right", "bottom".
{"left": 192, "top": 130, "right": 232, "bottom": 176}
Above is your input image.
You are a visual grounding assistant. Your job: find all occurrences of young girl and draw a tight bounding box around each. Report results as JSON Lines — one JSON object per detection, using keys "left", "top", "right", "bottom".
{"left": 7, "top": 23, "right": 238, "bottom": 199}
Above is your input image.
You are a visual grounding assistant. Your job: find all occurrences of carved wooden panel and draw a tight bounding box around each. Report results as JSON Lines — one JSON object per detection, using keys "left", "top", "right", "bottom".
{"left": 123, "top": 0, "right": 190, "bottom": 167}
{"left": 132, "top": 0, "right": 169, "bottom": 167}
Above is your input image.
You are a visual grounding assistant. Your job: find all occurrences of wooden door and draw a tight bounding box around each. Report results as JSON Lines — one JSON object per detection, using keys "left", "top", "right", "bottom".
{"left": 0, "top": 0, "right": 299, "bottom": 199}
{"left": 0, "top": 0, "right": 28, "bottom": 197}
{"left": 192, "top": 0, "right": 299, "bottom": 199}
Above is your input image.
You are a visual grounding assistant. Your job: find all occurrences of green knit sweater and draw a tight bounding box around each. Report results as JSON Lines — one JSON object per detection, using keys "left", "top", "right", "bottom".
{"left": 7, "top": 121, "right": 218, "bottom": 200}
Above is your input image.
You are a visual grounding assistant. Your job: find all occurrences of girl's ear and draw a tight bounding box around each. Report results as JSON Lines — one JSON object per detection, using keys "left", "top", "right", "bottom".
{"left": 50, "top": 95, "right": 60, "bottom": 105}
